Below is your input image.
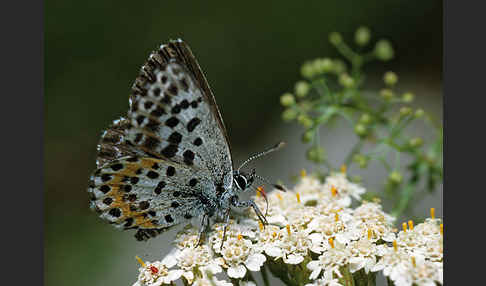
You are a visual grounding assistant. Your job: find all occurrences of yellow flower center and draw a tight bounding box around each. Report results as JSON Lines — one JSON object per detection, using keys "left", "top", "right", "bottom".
{"left": 408, "top": 220, "right": 414, "bottom": 230}
{"left": 296, "top": 193, "right": 301, "bottom": 204}
{"left": 300, "top": 169, "right": 307, "bottom": 178}
{"left": 331, "top": 186, "right": 338, "bottom": 197}
{"left": 430, "top": 207, "right": 435, "bottom": 219}
{"left": 340, "top": 164, "right": 347, "bottom": 174}
{"left": 402, "top": 222, "right": 408, "bottom": 232}
{"left": 440, "top": 224, "right": 443, "bottom": 236}
{"left": 286, "top": 225, "right": 291, "bottom": 236}
{"left": 328, "top": 237, "right": 335, "bottom": 248}
{"left": 393, "top": 240, "right": 398, "bottom": 252}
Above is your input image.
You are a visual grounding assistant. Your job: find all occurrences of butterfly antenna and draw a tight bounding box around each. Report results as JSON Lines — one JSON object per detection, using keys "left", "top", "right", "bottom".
{"left": 238, "top": 142, "right": 286, "bottom": 172}
{"left": 255, "top": 174, "right": 288, "bottom": 193}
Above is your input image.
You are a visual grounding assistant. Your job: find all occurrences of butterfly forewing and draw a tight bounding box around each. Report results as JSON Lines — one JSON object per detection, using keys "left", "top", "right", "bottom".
{"left": 127, "top": 41, "right": 233, "bottom": 188}
{"left": 95, "top": 117, "right": 143, "bottom": 168}
{"left": 87, "top": 39, "right": 234, "bottom": 241}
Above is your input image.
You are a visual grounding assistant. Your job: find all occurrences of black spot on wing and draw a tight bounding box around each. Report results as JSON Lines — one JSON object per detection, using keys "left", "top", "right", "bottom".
{"left": 161, "top": 144, "right": 178, "bottom": 158}
{"left": 193, "top": 138, "right": 203, "bottom": 146}
{"left": 166, "top": 166, "right": 176, "bottom": 177}
{"left": 165, "top": 117, "right": 179, "bottom": 128}
{"left": 187, "top": 118, "right": 201, "bottom": 132}
{"left": 168, "top": 132, "right": 182, "bottom": 144}
{"left": 183, "top": 150, "right": 195, "bottom": 165}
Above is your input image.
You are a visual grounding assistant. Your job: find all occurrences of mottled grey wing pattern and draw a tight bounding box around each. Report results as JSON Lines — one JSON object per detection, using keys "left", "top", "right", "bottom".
{"left": 128, "top": 40, "right": 233, "bottom": 188}
{"left": 94, "top": 117, "right": 142, "bottom": 168}
{"left": 88, "top": 155, "right": 216, "bottom": 240}
{"left": 87, "top": 39, "right": 233, "bottom": 241}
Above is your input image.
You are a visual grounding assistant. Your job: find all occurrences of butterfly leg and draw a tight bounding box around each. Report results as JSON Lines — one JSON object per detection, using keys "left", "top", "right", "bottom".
{"left": 197, "top": 214, "right": 209, "bottom": 246}
{"left": 231, "top": 197, "right": 268, "bottom": 226}
{"left": 219, "top": 208, "right": 231, "bottom": 251}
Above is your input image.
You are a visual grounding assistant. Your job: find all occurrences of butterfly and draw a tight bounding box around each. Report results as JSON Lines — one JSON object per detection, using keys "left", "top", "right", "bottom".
{"left": 87, "top": 39, "right": 285, "bottom": 244}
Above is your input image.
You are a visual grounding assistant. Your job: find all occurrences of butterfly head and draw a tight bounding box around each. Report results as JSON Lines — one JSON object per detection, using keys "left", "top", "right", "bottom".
{"left": 232, "top": 169, "right": 256, "bottom": 191}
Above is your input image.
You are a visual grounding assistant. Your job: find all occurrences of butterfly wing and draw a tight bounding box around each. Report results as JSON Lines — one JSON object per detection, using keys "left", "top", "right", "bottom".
{"left": 88, "top": 39, "right": 233, "bottom": 240}
{"left": 88, "top": 155, "right": 215, "bottom": 240}
{"left": 127, "top": 39, "right": 233, "bottom": 188}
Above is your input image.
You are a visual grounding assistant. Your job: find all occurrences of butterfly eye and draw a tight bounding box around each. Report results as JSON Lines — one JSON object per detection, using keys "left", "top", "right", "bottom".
{"left": 235, "top": 175, "right": 247, "bottom": 190}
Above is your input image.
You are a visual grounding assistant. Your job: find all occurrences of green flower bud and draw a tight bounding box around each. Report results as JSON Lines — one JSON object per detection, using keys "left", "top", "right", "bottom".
{"left": 409, "top": 137, "right": 423, "bottom": 148}
{"left": 301, "top": 62, "right": 315, "bottom": 79}
{"left": 380, "top": 88, "right": 394, "bottom": 101}
{"left": 353, "top": 154, "right": 368, "bottom": 168}
{"left": 295, "top": 81, "right": 310, "bottom": 98}
{"left": 383, "top": 71, "right": 398, "bottom": 86}
{"left": 359, "top": 113, "right": 372, "bottom": 125}
{"left": 306, "top": 146, "right": 326, "bottom": 163}
{"left": 402, "top": 92, "right": 415, "bottom": 103}
{"left": 317, "top": 58, "right": 334, "bottom": 73}
{"left": 297, "top": 115, "right": 313, "bottom": 128}
{"left": 302, "top": 130, "right": 314, "bottom": 143}
{"left": 332, "top": 59, "right": 347, "bottom": 74}
{"left": 354, "top": 123, "right": 367, "bottom": 137}
{"left": 280, "top": 93, "right": 295, "bottom": 107}
{"left": 339, "top": 73, "right": 355, "bottom": 88}
{"left": 355, "top": 26, "right": 371, "bottom": 46}
{"left": 399, "top": 107, "right": 412, "bottom": 116}
{"left": 414, "top": 108, "right": 425, "bottom": 118}
{"left": 329, "top": 32, "right": 342, "bottom": 45}
{"left": 388, "top": 171, "right": 403, "bottom": 184}
{"left": 374, "top": 39, "right": 394, "bottom": 61}
{"left": 282, "top": 109, "right": 297, "bottom": 121}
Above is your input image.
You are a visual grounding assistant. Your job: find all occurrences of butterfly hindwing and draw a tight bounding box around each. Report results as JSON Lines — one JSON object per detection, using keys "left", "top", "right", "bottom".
{"left": 88, "top": 156, "right": 214, "bottom": 234}
{"left": 127, "top": 40, "right": 233, "bottom": 188}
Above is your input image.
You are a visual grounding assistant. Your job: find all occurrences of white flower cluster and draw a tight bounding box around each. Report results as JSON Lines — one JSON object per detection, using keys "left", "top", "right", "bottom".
{"left": 132, "top": 171, "right": 443, "bottom": 286}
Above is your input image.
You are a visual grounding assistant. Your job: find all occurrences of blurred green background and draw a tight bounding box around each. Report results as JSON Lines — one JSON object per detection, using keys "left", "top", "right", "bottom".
{"left": 45, "top": 1, "right": 442, "bottom": 285}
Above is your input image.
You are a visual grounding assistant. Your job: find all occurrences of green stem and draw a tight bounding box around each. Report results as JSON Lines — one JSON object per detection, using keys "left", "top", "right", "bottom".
{"left": 261, "top": 265, "right": 271, "bottom": 286}
{"left": 391, "top": 182, "right": 416, "bottom": 217}
{"left": 334, "top": 41, "right": 362, "bottom": 71}
{"left": 367, "top": 272, "right": 376, "bottom": 286}
{"left": 344, "top": 140, "right": 364, "bottom": 167}
{"left": 339, "top": 266, "right": 356, "bottom": 286}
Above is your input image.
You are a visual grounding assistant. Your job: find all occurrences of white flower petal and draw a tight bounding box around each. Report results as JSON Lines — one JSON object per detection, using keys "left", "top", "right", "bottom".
{"left": 285, "top": 254, "right": 304, "bottom": 264}
{"left": 161, "top": 249, "right": 179, "bottom": 268}
{"left": 204, "top": 263, "right": 222, "bottom": 274}
{"left": 245, "top": 253, "right": 266, "bottom": 271}
{"left": 182, "top": 271, "right": 194, "bottom": 283}
{"left": 265, "top": 246, "right": 283, "bottom": 257}
{"left": 165, "top": 269, "right": 183, "bottom": 283}
{"left": 308, "top": 233, "right": 324, "bottom": 244}
{"left": 227, "top": 264, "right": 247, "bottom": 278}
{"left": 307, "top": 260, "right": 320, "bottom": 271}
{"left": 309, "top": 266, "right": 322, "bottom": 280}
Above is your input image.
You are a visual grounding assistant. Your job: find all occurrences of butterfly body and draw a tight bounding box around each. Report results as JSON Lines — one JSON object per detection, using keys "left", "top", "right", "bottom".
{"left": 87, "top": 39, "right": 270, "bottom": 242}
